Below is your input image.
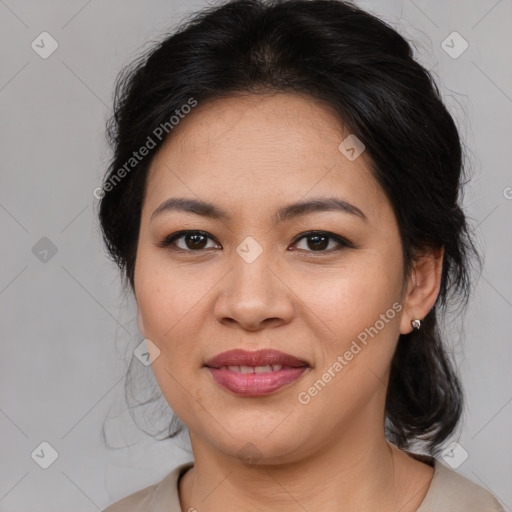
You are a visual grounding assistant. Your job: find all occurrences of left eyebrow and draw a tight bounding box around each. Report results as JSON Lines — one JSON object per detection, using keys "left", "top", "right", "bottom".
{"left": 274, "top": 197, "right": 367, "bottom": 223}
{"left": 150, "top": 196, "right": 367, "bottom": 223}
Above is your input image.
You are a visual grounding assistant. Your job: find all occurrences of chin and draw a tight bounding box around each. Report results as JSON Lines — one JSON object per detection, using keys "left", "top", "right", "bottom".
{"left": 197, "top": 419, "right": 312, "bottom": 465}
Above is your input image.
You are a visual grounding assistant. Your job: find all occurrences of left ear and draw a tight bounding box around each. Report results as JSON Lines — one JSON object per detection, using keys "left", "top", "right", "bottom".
{"left": 399, "top": 246, "right": 444, "bottom": 335}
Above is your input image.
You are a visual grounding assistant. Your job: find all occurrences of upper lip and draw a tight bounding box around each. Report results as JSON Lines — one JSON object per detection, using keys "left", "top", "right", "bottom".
{"left": 205, "top": 349, "right": 309, "bottom": 368}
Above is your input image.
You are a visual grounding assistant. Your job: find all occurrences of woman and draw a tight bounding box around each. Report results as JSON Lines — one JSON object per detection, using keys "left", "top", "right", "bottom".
{"left": 99, "top": 0, "right": 504, "bottom": 510}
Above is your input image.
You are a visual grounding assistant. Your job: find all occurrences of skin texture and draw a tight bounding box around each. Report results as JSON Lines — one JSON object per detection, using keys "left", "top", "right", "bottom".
{"left": 134, "top": 92, "right": 443, "bottom": 511}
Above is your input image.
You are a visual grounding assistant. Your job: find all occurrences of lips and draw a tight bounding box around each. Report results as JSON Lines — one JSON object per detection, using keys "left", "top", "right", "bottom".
{"left": 204, "top": 349, "right": 309, "bottom": 369}
{"left": 204, "top": 349, "right": 310, "bottom": 396}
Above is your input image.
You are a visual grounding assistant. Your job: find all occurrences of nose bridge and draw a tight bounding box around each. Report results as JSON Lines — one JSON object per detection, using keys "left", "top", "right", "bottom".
{"left": 214, "top": 238, "right": 293, "bottom": 329}
{"left": 228, "top": 241, "right": 276, "bottom": 305}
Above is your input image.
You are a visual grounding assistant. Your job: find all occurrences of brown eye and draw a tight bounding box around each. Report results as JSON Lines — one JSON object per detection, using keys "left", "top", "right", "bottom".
{"left": 292, "top": 231, "right": 353, "bottom": 252}
{"left": 183, "top": 233, "right": 209, "bottom": 249}
{"left": 159, "top": 230, "right": 220, "bottom": 251}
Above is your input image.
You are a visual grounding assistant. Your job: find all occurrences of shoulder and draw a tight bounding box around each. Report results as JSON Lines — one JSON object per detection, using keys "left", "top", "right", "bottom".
{"left": 102, "top": 462, "right": 194, "bottom": 512}
{"left": 102, "top": 482, "right": 158, "bottom": 512}
{"left": 417, "top": 459, "right": 504, "bottom": 512}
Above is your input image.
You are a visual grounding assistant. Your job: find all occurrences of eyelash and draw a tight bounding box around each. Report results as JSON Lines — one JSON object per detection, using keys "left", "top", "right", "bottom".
{"left": 157, "top": 230, "right": 354, "bottom": 254}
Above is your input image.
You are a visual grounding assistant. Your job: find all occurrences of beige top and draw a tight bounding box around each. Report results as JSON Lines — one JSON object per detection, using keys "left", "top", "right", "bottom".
{"left": 103, "top": 458, "right": 504, "bottom": 512}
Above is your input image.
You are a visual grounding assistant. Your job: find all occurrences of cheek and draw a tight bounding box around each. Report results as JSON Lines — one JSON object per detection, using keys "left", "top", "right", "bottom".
{"left": 297, "top": 252, "right": 403, "bottom": 339}
{"left": 134, "top": 262, "right": 206, "bottom": 411}
{"left": 135, "top": 248, "right": 211, "bottom": 339}
{"left": 295, "top": 248, "right": 404, "bottom": 409}
{"left": 135, "top": 265, "right": 208, "bottom": 420}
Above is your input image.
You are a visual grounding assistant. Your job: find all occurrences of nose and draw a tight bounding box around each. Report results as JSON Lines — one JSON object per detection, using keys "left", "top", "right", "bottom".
{"left": 213, "top": 250, "right": 295, "bottom": 332}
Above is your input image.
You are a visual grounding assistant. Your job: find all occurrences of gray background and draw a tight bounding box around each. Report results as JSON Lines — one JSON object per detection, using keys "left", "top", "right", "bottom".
{"left": 1, "top": 0, "right": 511, "bottom": 510}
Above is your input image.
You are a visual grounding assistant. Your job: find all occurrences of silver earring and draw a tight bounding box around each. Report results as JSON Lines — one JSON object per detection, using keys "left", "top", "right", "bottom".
{"left": 411, "top": 319, "right": 421, "bottom": 330}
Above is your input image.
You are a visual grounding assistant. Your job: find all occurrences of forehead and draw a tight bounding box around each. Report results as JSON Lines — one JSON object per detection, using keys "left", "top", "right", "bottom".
{"left": 154, "top": 92, "right": 349, "bottom": 165}
{"left": 144, "top": 92, "right": 388, "bottom": 222}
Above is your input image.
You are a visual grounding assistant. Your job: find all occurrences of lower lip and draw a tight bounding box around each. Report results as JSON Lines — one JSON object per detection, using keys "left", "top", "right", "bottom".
{"left": 206, "top": 367, "right": 308, "bottom": 396}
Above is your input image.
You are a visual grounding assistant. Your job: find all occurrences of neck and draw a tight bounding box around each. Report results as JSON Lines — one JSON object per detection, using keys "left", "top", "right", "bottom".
{"left": 179, "top": 419, "right": 429, "bottom": 512}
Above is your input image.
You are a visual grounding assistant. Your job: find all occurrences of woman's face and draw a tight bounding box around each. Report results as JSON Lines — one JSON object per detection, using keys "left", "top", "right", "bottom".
{"left": 134, "top": 92, "right": 414, "bottom": 464}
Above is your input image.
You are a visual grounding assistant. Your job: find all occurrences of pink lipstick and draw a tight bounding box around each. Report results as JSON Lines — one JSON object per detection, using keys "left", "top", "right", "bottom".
{"left": 204, "top": 349, "right": 309, "bottom": 396}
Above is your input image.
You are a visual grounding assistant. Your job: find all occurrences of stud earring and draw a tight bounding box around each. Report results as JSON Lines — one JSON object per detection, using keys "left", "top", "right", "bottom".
{"left": 411, "top": 319, "right": 421, "bottom": 330}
